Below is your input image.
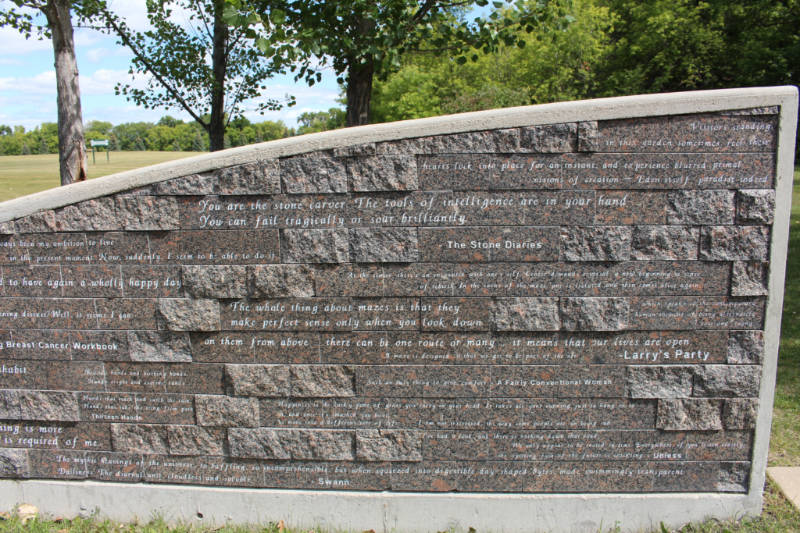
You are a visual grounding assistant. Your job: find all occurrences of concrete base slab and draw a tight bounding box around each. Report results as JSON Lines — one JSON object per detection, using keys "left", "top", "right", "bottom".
{"left": 767, "top": 467, "right": 800, "bottom": 509}
{"left": 0, "top": 480, "right": 763, "bottom": 533}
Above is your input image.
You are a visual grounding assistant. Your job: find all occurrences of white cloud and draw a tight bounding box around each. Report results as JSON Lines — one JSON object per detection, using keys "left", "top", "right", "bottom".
{"left": 0, "top": 65, "right": 145, "bottom": 99}
{"left": 102, "top": 0, "right": 200, "bottom": 34}
{"left": 84, "top": 44, "right": 130, "bottom": 64}
{"left": 84, "top": 103, "right": 187, "bottom": 125}
{"left": 0, "top": 26, "right": 51, "bottom": 57}
{"left": 105, "top": 0, "right": 151, "bottom": 32}
{"left": 0, "top": 70, "right": 56, "bottom": 95}
{"left": 80, "top": 68, "right": 136, "bottom": 95}
{"left": 74, "top": 30, "right": 101, "bottom": 48}
{"left": 86, "top": 48, "right": 105, "bottom": 63}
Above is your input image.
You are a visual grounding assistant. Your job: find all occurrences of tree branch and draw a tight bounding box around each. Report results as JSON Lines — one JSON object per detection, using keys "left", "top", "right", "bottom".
{"left": 99, "top": 8, "right": 208, "bottom": 128}
{"left": 191, "top": 0, "right": 214, "bottom": 39}
{"left": 410, "top": 0, "right": 438, "bottom": 24}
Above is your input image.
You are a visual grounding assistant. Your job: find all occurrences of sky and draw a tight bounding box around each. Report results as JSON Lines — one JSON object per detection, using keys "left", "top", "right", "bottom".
{"left": 0, "top": 0, "right": 342, "bottom": 130}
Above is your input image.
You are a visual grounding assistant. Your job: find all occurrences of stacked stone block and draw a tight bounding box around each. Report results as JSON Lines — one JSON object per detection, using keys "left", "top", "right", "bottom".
{"left": 0, "top": 107, "right": 778, "bottom": 493}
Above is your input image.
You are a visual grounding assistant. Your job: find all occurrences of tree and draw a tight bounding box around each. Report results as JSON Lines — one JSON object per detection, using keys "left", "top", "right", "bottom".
{"left": 110, "top": 122, "right": 153, "bottom": 150}
{"left": 229, "top": 0, "right": 549, "bottom": 126}
{"left": 86, "top": 120, "right": 113, "bottom": 135}
{"left": 95, "top": 0, "right": 293, "bottom": 151}
{"left": 715, "top": 0, "right": 799, "bottom": 89}
{"left": 251, "top": 119, "right": 290, "bottom": 141}
{"left": 296, "top": 108, "right": 346, "bottom": 135}
{"left": 32, "top": 122, "right": 59, "bottom": 153}
{"left": 595, "top": 0, "right": 725, "bottom": 95}
{"left": 0, "top": 0, "right": 95, "bottom": 184}
{"left": 191, "top": 132, "right": 207, "bottom": 151}
{"left": 371, "top": 0, "right": 613, "bottom": 122}
{"left": 594, "top": 0, "right": 799, "bottom": 96}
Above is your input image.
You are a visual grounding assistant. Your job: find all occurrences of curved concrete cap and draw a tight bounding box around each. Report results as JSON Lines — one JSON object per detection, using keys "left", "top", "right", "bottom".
{"left": 0, "top": 85, "right": 797, "bottom": 223}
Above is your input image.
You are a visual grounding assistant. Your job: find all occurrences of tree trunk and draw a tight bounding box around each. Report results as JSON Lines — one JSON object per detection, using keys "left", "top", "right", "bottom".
{"left": 44, "top": 0, "right": 87, "bottom": 185}
{"left": 345, "top": 58, "right": 374, "bottom": 127}
{"left": 208, "top": 0, "right": 228, "bottom": 151}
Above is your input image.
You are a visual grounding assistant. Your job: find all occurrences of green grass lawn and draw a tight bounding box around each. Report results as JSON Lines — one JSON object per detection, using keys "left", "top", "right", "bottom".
{"left": 0, "top": 161, "right": 797, "bottom": 532}
{"left": 0, "top": 151, "right": 198, "bottom": 203}
{"left": 769, "top": 167, "right": 800, "bottom": 466}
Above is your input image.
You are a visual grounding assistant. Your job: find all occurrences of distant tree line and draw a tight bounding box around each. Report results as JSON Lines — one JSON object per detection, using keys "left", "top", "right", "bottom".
{"left": 0, "top": 110, "right": 345, "bottom": 156}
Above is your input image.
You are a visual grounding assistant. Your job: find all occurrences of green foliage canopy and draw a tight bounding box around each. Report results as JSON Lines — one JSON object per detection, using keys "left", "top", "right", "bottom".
{"left": 595, "top": 0, "right": 800, "bottom": 96}
{"left": 371, "top": 0, "right": 613, "bottom": 122}
{"left": 295, "top": 108, "right": 346, "bottom": 135}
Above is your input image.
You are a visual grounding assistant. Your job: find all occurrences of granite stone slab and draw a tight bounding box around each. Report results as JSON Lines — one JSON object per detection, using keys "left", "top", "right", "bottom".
{"left": 737, "top": 190, "right": 776, "bottom": 223}
{"left": 127, "top": 331, "right": 192, "bottom": 363}
{"left": 69, "top": 330, "right": 129, "bottom": 361}
{"left": 280, "top": 152, "right": 348, "bottom": 194}
{"left": 191, "top": 332, "right": 320, "bottom": 363}
{"left": 1, "top": 265, "right": 65, "bottom": 297}
{"left": 142, "top": 455, "right": 266, "bottom": 487}
{"left": 593, "top": 191, "right": 668, "bottom": 225}
{"left": 115, "top": 196, "right": 179, "bottom": 231}
{"left": 0, "top": 233, "right": 93, "bottom": 265}
{"left": 77, "top": 392, "right": 195, "bottom": 424}
{"left": 45, "top": 361, "right": 106, "bottom": 391}
{"left": 419, "top": 227, "right": 559, "bottom": 262}
{"left": 0, "top": 360, "right": 48, "bottom": 389}
{"left": 568, "top": 153, "right": 774, "bottom": 189}
{"left": 166, "top": 425, "right": 225, "bottom": 456}
{"left": 86, "top": 232, "right": 153, "bottom": 264}
{"left": 249, "top": 264, "right": 315, "bottom": 298}
{"left": 727, "top": 331, "right": 764, "bottom": 365}
{"left": 121, "top": 266, "right": 184, "bottom": 298}
{"left": 317, "top": 331, "right": 727, "bottom": 365}
{"left": 346, "top": 155, "right": 418, "bottom": 192}
{"left": 731, "top": 262, "right": 769, "bottom": 297}
{"left": 0, "top": 422, "right": 111, "bottom": 451}
{"left": 0, "top": 330, "right": 74, "bottom": 360}
{"left": 103, "top": 362, "right": 224, "bottom": 394}
{"left": 220, "top": 298, "right": 355, "bottom": 331}
{"left": 216, "top": 161, "right": 280, "bottom": 195}
{"left": 580, "top": 113, "right": 777, "bottom": 153}
{"left": 424, "top": 430, "right": 751, "bottom": 462}
{"left": 378, "top": 129, "right": 522, "bottom": 155}
{"left": 722, "top": 398, "right": 759, "bottom": 430}
{"left": 152, "top": 173, "right": 216, "bottom": 195}
{"left": 150, "top": 229, "right": 280, "bottom": 265}
{"left": 354, "top": 298, "right": 420, "bottom": 330}
{"left": 256, "top": 397, "right": 657, "bottom": 431}
{"left": 178, "top": 191, "right": 598, "bottom": 229}
{"left": 420, "top": 298, "right": 490, "bottom": 332}
{"left": 356, "top": 261, "right": 729, "bottom": 298}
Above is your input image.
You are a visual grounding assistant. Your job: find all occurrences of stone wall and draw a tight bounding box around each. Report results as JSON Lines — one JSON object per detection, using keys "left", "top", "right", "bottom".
{"left": 0, "top": 91, "right": 791, "bottom": 507}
